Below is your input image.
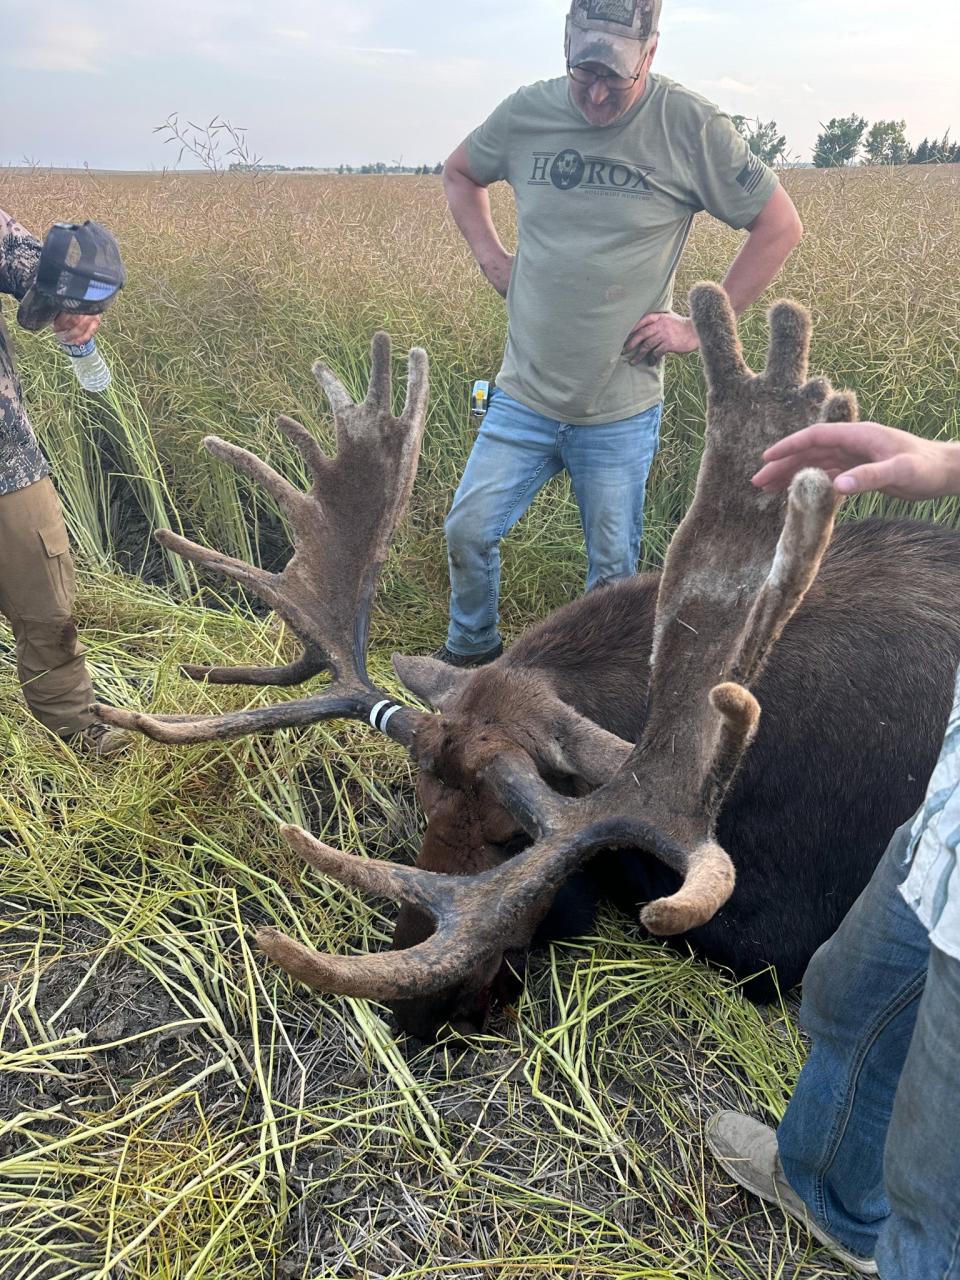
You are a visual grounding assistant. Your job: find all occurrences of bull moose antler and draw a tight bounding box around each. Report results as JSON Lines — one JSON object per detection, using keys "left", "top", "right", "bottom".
{"left": 96, "top": 334, "right": 431, "bottom": 749}
{"left": 100, "top": 291, "right": 857, "bottom": 1006}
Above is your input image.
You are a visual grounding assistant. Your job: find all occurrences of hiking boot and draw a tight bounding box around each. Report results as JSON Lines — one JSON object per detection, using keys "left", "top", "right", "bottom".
{"left": 705, "top": 1112, "right": 878, "bottom": 1275}
{"left": 430, "top": 642, "right": 503, "bottom": 669}
{"left": 69, "top": 721, "right": 134, "bottom": 759}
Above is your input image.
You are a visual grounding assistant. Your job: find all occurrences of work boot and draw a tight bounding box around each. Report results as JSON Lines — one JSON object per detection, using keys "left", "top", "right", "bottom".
{"left": 705, "top": 1112, "right": 878, "bottom": 1275}
{"left": 68, "top": 721, "right": 134, "bottom": 759}
{"left": 430, "top": 642, "right": 503, "bottom": 669}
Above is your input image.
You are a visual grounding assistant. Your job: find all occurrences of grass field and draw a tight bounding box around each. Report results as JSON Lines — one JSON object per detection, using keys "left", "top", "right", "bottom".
{"left": 1, "top": 163, "right": 958, "bottom": 1279}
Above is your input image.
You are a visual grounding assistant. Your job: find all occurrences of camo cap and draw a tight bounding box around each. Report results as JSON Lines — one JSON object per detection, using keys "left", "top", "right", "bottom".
{"left": 566, "top": 0, "right": 662, "bottom": 79}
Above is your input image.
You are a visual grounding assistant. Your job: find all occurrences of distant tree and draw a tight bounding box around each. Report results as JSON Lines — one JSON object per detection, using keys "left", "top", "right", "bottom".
{"left": 813, "top": 115, "right": 867, "bottom": 168}
{"left": 911, "top": 131, "right": 959, "bottom": 164}
{"left": 732, "top": 115, "right": 789, "bottom": 166}
{"left": 433, "top": 161, "right": 444, "bottom": 176}
{"left": 865, "top": 119, "right": 910, "bottom": 165}
{"left": 929, "top": 130, "right": 957, "bottom": 163}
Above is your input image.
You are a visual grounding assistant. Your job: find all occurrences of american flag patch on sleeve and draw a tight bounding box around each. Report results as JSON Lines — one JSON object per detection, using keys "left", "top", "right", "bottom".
{"left": 736, "top": 154, "right": 767, "bottom": 194}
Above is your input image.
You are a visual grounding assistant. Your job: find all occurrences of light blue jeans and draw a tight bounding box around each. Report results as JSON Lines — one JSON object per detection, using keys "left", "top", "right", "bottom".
{"left": 778, "top": 817, "right": 960, "bottom": 1277}
{"left": 444, "top": 390, "right": 662, "bottom": 656}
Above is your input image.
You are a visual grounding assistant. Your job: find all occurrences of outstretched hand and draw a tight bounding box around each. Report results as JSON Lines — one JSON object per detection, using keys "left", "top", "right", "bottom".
{"left": 623, "top": 312, "right": 699, "bottom": 366}
{"left": 752, "top": 421, "right": 960, "bottom": 501}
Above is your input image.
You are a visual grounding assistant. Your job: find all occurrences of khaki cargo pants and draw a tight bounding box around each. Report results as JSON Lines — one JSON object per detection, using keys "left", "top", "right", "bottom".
{"left": 0, "top": 477, "right": 94, "bottom": 737}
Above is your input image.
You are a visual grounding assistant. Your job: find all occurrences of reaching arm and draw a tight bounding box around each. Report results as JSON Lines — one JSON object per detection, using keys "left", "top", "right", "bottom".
{"left": 625, "top": 184, "right": 804, "bottom": 364}
{"left": 752, "top": 421, "right": 960, "bottom": 500}
{"left": 442, "top": 141, "right": 514, "bottom": 298}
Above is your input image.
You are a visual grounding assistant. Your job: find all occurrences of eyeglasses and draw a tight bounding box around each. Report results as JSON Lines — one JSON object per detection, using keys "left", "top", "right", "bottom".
{"left": 567, "top": 60, "right": 643, "bottom": 92}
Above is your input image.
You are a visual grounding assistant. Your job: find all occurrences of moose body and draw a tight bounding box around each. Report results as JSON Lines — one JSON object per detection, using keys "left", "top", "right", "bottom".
{"left": 398, "top": 517, "right": 960, "bottom": 1031}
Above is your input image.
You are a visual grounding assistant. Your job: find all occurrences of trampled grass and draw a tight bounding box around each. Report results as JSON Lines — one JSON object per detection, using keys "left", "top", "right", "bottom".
{"left": 1, "top": 164, "right": 958, "bottom": 1278}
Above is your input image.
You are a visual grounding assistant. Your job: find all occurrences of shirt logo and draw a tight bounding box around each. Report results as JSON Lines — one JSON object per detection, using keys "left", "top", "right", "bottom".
{"left": 531, "top": 148, "right": 655, "bottom": 197}
{"left": 584, "top": 0, "right": 638, "bottom": 26}
{"left": 550, "top": 149, "right": 587, "bottom": 190}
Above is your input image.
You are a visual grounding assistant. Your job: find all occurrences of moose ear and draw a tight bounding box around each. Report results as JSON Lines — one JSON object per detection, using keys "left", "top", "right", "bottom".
{"left": 539, "top": 703, "right": 633, "bottom": 788}
{"left": 391, "top": 654, "right": 471, "bottom": 710}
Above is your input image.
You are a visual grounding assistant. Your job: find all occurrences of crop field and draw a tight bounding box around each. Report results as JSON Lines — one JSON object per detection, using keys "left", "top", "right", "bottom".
{"left": 1, "top": 164, "right": 958, "bottom": 1279}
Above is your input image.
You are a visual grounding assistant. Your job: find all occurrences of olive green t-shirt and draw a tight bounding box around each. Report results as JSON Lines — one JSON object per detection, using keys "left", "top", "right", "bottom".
{"left": 466, "top": 74, "right": 779, "bottom": 425}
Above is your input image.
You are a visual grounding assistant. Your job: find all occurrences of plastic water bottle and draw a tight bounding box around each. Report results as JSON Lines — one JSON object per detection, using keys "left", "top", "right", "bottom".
{"left": 60, "top": 338, "right": 112, "bottom": 393}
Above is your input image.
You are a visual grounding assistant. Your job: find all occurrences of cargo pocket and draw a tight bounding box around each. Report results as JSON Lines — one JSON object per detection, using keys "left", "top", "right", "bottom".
{"left": 39, "top": 522, "right": 70, "bottom": 558}
{"left": 37, "top": 520, "right": 76, "bottom": 612}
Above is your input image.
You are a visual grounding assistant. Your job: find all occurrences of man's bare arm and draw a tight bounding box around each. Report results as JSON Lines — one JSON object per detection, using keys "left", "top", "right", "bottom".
{"left": 443, "top": 141, "right": 514, "bottom": 298}
{"left": 624, "top": 184, "right": 804, "bottom": 364}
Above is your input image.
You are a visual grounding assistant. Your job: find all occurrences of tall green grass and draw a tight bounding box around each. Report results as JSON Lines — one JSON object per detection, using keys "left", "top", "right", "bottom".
{"left": 11, "top": 164, "right": 960, "bottom": 623}
{"left": 0, "top": 165, "right": 957, "bottom": 1279}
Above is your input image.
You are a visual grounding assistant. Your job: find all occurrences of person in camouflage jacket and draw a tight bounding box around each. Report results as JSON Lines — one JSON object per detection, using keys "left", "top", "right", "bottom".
{"left": 0, "top": 207, "right": 129, "bottom": 756}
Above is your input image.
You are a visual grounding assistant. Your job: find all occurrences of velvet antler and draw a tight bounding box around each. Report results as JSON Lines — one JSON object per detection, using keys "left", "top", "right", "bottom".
{"left": 94, "top": 334, "right": 431, "bottom": 750}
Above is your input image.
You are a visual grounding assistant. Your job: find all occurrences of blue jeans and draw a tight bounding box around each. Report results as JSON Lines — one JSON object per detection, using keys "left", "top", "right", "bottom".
{"left": 444, "top": 391, "right": 662, "bottom": 655}
{"left": 778, "top": 817, "right": 960, "bottom": 1277}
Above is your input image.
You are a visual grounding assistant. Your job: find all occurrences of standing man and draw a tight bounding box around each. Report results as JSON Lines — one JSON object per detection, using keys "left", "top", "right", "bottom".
{"left": 0, "top": 208, "right": 129, "bottom": 756}
{"left": 435, "top": 0, "right": 803, "bottom": 667}
{"left": 706, "top": 420, "right": 960, "bottom": 1278}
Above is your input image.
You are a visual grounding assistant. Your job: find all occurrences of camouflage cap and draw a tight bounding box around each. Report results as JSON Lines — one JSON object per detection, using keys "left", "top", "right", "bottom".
{"left": 17, "top": 220, "right": 125, "bottom": 332}
{"left": 566, "top": 0, "right": 662, "bottom": 79}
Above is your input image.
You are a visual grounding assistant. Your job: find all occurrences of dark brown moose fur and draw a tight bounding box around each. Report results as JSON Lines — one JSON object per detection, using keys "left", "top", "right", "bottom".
{"left": 390, "top": 516, "right": 960, "bottom": 1038}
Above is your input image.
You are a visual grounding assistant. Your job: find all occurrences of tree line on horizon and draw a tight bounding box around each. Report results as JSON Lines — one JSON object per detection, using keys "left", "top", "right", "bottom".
{"left": 226, "top": 120, "right": 958, "bottom": 178}
{"left": 733, "top": 114, "right": 958, "bottom": 168}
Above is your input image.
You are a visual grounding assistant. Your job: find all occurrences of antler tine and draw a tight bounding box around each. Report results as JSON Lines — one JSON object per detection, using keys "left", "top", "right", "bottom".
{"left": 203, "top": 436, "right": 306, "bottom": 519}
{"left": 257, "top": 926, "right": 487, "bottom": 1002}
{"left": 312, "top": 359, "right": 354, "bottom": 416}
{"left": 730, "top": 468, "right": 839, "bottom": 690}
{"left": 282, "top": 824, "right": 450, "bottom": 908}
{"left": 97, "top": 334, "right": 431, "bottom": 747}
{"left": 402, "top": 347, "right": 430, "bottom": 426}
{"left": 364, "top": 331, "right": 393, "bottom": 411}
{"left": 276, "top": 415, "right": 330, "bottom": 487}
{"left": 689, "top": 282, "right": 752, "bottom": 391}
{"left": 180, "top": 653, "right": 326, "bottom": 688}
{"left": 93, "top": 690, "right": 424, "bottom": 748}
{"left": 763, "top": 300, "right": 812, "bottom": 390}
{"left": 152, "top": 528, "right": 274, "bottom": 593}
{"left": 259, "top": 822, "right": 520, "bottom": 1000}
{"left": 825, "top": 390, "right": 859, "bottom": 423}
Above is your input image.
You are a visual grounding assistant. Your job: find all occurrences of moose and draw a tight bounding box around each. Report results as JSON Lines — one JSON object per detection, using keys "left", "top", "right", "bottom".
{"left": 98, "top": 285, "right": 960, "bottom": 1041}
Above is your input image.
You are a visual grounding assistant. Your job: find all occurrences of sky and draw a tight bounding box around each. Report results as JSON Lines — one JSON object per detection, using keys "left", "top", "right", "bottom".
{"left": 1, "top": 0, "right": 957, "bottom": 170}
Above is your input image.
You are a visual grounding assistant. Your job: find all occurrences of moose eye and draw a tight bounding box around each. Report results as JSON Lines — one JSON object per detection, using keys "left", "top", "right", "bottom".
{"left": 479, "top": 806, "right": 524, "bottom": 847}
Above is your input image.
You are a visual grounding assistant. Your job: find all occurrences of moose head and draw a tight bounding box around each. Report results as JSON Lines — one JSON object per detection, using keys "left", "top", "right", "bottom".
{"left": 98, "top": 284, "right": 857, "bottom": 1039}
